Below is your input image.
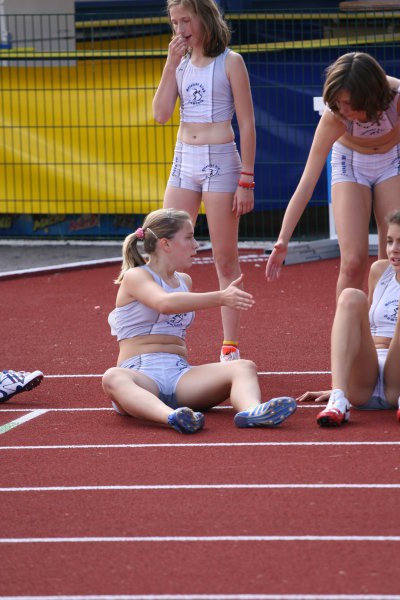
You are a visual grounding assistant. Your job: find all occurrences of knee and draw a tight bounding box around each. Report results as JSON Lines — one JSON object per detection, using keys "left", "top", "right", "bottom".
{"left": 213, "top": 253, "right": 240, "bottom": 280}
{"left": 102, "top": 367, "right": 123, "bottom": 394}
{"left": 340, "top": 253, "right": 368, "bottom": 282}
{"left": 234, "top": 359, "right": 258, "bottom": 377}
{"left": 337, "top": 287, "right": 368, "bottom": 312}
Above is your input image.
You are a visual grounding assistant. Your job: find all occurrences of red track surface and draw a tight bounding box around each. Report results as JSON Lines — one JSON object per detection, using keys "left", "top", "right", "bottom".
{"left": 1, "top": 253, "right": 399, "bottom": 599}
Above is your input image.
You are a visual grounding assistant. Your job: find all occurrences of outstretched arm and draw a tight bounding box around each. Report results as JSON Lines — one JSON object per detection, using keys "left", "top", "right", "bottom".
{"left": 265, "top": 110, "right": 345, "bottom": 281}
{"left": 120, "top": 270, "right": 255, "bottom": 314}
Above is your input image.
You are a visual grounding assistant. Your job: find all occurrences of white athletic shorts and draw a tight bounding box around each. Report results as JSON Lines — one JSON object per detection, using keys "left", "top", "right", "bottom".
{"left": 167, "top": 140, "right": 241, "bottom": 192}
{"left": 355, "top": 348, "right": 393, "bottom": 410}
{"left": 331, "top": 141, "right": 400, "bottom": 188}
{"left": 112, "top": 352, "right": 192, "bottom": 412}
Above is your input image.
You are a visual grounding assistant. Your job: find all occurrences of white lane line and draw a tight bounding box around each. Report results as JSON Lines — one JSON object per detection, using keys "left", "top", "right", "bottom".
{"left": 1, "top": 535, "right": 400, "bottom": 543}
{"left": 0, "top": 483, "right": 399, "bottom": 492}
{"left": 0, "top": 441, "right": 399, "bottom": 450}
{"left": 0, "top": 409, "right": 48, "bottom": 435}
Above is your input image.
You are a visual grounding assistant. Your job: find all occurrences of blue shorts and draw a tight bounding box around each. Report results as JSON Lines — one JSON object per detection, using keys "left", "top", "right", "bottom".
{"left": 167, "top": 140, "right": 241, "bottom": 193}
{"left": 354, "top": 348, "right": 393, "bottom": 410}
{"left": 331, "top": 141, "right": 400, "bottom": 188}
{"left": 114, "top": 352, "right": 192, "bottom": 411}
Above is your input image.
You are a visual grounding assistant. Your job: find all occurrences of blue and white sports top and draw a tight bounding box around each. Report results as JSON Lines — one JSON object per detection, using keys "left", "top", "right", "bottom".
{"left": 108, "top": 265, "right": 195, "bottom": 341}
{"left": 331, "top": 86, "right": 400, "bottom": 138}
{"left": 369, "top": 265, "right": 400, "bottom": 338}
{"left": 176, "top": 48, "right": 234, "bottom": 123}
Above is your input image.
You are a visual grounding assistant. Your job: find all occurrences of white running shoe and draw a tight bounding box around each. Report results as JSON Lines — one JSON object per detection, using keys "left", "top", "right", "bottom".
{"left": 317, "top": 389, "right": 350, "bottom": 427}
{"left": 0, "top": 369, "right": 44, "bottom": 403}
{"left": 220, "top": 345, "right": 240, "bottom": 362}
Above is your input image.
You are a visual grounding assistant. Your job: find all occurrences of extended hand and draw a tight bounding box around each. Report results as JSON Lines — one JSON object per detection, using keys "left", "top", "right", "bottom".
{"left": 265, "top": 241, "right": 288, "bottom": 281}
{"left": 222, "top": 274, "right": 255, "bottom": 310}
{"left": 296, "top": 390, "right": 331, "bottom": 403}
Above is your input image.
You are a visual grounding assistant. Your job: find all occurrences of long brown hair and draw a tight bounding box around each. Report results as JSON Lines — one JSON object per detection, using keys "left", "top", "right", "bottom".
{"left": 115, "top": 208, "right": 192, "bottom": 283}
{"left": 167, "top": 0, "right": 231, "bottom": 57}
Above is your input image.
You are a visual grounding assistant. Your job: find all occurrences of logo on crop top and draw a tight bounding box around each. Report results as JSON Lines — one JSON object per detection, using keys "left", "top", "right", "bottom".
{"left": 202, "top": 163, "right": 221, "bottom": 179}
{"left": 167, "top": 313, "right": 186, "bottom": 327}
{"left": 186, "top": 82, "right": 206, "bottom": 105}
{"left": 384, "top": 300, "right": 398, "bottom": 323}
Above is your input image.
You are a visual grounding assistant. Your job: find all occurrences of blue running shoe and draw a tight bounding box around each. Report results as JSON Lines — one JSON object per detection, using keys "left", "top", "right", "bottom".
{"left": 167, "top": 407, "right": 205, "bottom": 434}
{"left": 234, "top": 396, "right": 297, "bottom": 428}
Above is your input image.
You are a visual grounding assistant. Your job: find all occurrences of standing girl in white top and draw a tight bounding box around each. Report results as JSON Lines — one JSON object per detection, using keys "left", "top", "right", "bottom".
{"left": 266, "top": 52, "right": 400, "bottom": 300}
{"left": 153, "top": 0, "right": 256, "bottom": 362}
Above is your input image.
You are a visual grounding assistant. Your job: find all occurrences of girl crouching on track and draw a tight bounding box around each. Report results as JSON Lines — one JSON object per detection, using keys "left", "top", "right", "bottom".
{"left": 102, "top": 208, "right": 296, "bottom": 433}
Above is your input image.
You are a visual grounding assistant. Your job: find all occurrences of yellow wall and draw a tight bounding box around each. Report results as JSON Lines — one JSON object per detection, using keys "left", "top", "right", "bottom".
{"left": 0, "top": 52, "right": 179, "bottom": 214}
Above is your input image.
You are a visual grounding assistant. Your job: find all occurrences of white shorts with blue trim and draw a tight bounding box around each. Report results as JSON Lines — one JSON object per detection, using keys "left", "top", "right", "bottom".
{"left": 167, "top": 140, "right": 241, "bottom": 193}
{"left": 113, "top": 352, "right": 192, "bottom": 411}
{"left": 331, "top": 141, "right": 400, "bottom": 188}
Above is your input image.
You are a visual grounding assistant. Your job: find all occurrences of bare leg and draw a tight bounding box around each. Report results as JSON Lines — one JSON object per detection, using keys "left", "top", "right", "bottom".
{"left": 330, "top": 288, "right": 378, "bottom": 405}
{"left": 176, "top": 360, "right": 297, "bottom": 427}
{"left": 163, "top": 185, "right": 202, "bottom": 225}
{"left": 175, "top": 360, "right": 261, "bottom": 412}
{"left": 203, "top": 191, "right": 241, "bottom": 342}
{"left": 102, "top": 367, "right": 172, "bottom": 424}
{"left": 332, "top": 182, "right": 372, "bottom": 299}
{"left": 373, "top": 175, "right": 400, "bottom": 259}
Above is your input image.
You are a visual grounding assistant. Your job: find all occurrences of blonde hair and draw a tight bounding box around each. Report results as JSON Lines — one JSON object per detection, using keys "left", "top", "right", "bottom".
{"left": 115, "top": 208, "right": 192, "bottom": 283}
{"left": 167, "top": 0, "right": 231, "bottom": 57}
{"left": 323, "top": 52, "right": 395, "bottom": 123}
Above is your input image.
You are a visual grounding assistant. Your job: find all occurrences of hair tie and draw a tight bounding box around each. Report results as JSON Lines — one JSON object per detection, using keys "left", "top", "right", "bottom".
{"left": 134, "top": 227, "right": 144, "bottom": 240}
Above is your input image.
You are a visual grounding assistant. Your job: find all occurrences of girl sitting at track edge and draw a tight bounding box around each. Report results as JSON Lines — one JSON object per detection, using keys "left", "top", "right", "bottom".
{"left": 102, "top": 208, "right": 296, "bottom": 433}
{"left": 298, "top": 209, "right": 400, "bottom": 427}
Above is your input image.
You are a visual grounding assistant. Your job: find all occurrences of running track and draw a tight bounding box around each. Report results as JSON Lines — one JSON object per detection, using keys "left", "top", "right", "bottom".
{"left": 1, "top": 252, "right": 399, "bottom": 600}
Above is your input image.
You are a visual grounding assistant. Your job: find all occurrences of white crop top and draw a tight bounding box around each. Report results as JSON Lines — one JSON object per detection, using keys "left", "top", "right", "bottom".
{"left": 369, "top": 265, "right": 400, "bottom": 338}
{"left": 176, "top": 48, "right": 234, "bottom": 123}
{"left": 108, "top": 265, "right": 195, "bottom": 341}
{"left": 330, "top": 86, "right": 400, "bottom": 139}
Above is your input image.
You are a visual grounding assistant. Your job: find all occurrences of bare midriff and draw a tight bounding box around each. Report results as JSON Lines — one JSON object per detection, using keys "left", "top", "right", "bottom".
{"left": 117, "top": 334, "right": 187, "bottom": 366}
{"left": 178, "top": 120, "right": 234, "bottom": 145}
{"left": 373, "top": 336, "right": 392, "bottom": 350}
{"left": 338, "top": 123, "right": 400, "bottom": 154}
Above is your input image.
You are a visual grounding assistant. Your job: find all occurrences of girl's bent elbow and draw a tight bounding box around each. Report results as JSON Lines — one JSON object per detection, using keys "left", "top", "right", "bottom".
{"left": 153, "top": 110, "right": 170, "bottom": 125}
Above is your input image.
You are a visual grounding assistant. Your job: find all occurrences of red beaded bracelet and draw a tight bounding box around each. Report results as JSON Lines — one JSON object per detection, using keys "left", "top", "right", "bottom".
{"left": 238, "top": 180, "right": 255, "bottom": 189}
{"left": 240, "top": 171, "right": 254, "bottom": 176}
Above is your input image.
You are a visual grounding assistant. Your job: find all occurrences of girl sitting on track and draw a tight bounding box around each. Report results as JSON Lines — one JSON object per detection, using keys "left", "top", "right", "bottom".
{"left": 102, "top": 208, "right": 296, "bottom": 434}
{"left": 299, "top": 209, "right": 400, "bottom": 427}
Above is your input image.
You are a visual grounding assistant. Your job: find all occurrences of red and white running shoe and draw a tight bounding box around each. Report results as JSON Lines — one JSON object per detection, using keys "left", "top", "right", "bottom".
{"left": 317, "top": 389, "right": 350, "bottom": 427}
